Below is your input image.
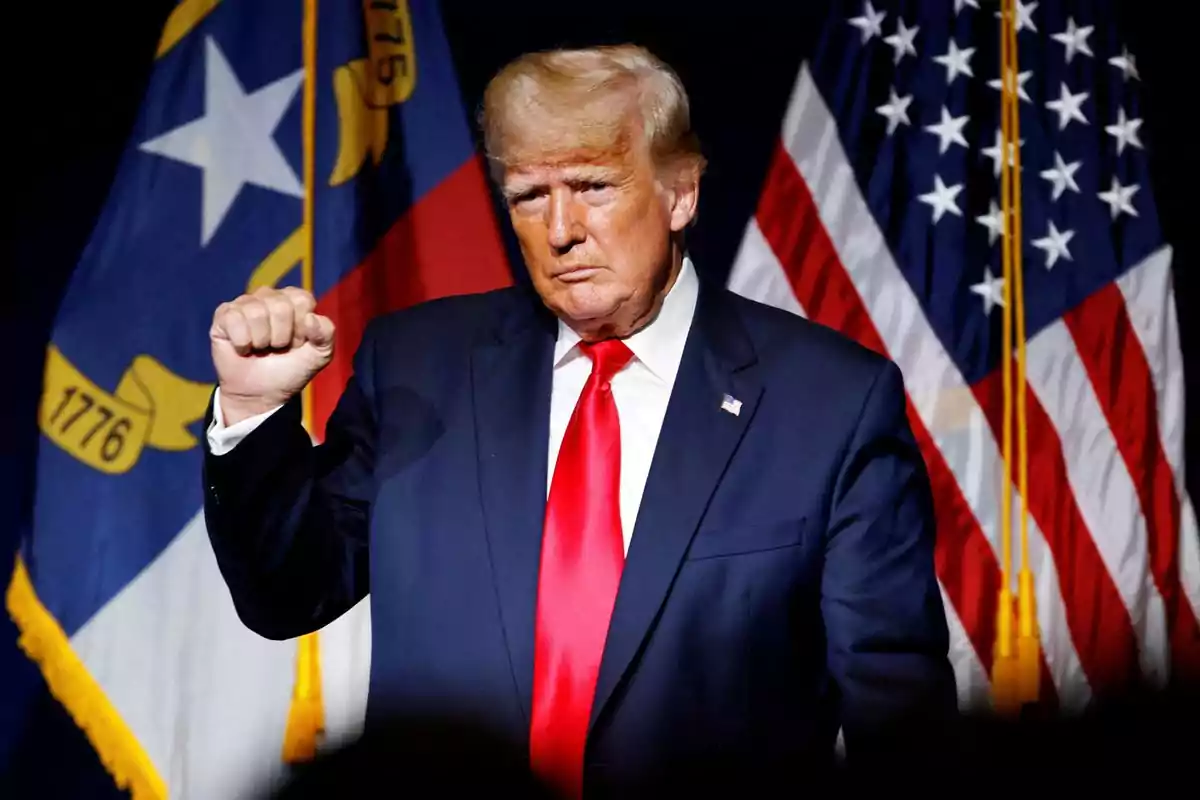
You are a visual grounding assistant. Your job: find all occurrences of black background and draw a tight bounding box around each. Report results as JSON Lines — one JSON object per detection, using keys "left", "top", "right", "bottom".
{"left": 3, "top": 1, "right": 1195, "bottom": 795}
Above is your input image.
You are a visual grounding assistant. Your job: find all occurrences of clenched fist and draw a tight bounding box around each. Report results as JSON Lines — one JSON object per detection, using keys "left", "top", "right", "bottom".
{"left": 210, "top": 286, "right": 335, "bottom": 425}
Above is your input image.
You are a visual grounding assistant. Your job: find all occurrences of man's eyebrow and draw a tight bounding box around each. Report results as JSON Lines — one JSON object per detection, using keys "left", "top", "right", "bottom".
{"left": 503, "top": 165, "right": 625, "bottom": 198}
{"left": 501, "top": 179, "right": 542, "bottom": 200}
{"left": 560, "top": 165, "right": 622, "bottom": 181}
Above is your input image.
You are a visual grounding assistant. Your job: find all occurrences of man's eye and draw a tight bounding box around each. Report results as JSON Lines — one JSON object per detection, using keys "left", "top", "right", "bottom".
{"left": 509, "top": 191, "right": 543, "bottom": 207}
{"left": 582, "top": 182, "right": 610, "bottom": 192}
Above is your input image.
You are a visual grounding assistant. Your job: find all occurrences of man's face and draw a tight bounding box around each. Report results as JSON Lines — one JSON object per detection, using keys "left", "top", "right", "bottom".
{"left": 501, "top": 122, "right": 698, "bottom": 339}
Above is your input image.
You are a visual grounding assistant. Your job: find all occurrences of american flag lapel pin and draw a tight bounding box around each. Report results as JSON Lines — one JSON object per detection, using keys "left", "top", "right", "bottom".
{"left": 720, "top": 393, "right": 742, "bottom": 416}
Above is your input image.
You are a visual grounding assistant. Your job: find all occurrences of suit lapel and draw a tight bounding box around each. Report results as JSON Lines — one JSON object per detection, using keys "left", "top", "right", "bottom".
{"left": 472, "top": 292, "right": 556, "bottom": 727}
{"left": 590, "top": 285, "right": 763, "bottom": 731}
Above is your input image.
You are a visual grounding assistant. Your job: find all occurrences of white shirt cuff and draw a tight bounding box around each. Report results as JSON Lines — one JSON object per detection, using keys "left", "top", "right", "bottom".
{"left": 207, "top": 387, "right": 284, "bottom": 456}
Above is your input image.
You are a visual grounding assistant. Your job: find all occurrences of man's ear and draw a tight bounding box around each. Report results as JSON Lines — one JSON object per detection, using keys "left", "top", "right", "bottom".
{"left": 666, "top": 160, "right": 701, "bottom": 232}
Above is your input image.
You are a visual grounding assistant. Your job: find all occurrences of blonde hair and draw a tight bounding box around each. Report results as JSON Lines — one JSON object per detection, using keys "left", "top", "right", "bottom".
{"left": 479, "top": 44, "right": 705, "bottom": 178}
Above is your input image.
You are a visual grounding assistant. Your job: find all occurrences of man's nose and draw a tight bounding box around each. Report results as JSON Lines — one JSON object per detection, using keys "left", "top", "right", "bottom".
{"left": 546, "top": 188, "right": 585, "bottom": 252}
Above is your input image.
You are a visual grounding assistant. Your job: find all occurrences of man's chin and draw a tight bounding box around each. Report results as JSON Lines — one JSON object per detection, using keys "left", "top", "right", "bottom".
{"left": 550, "top": 288, "right": 618, "bottom": 320}
{"left": 553, "top": 301, "right": 627, "bottom": 337}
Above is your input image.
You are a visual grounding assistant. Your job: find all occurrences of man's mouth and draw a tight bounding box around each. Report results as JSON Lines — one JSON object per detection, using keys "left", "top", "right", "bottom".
{"left": 554, "top": 266, "right": 602, "bottom": 283}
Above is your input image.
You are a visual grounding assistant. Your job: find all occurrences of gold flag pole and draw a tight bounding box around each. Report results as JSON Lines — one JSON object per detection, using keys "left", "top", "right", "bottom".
{"left": 992, "top": 0, "right": 1018, "bottom": 714}
{"left": 991, "top": 0, "right": 1039, "bottom": 714}
{"left": 281, "top": 0, "right": 325, "bottom": 762}
{"left": 1005, "top": 0, "right": 1040, "bottom": 707}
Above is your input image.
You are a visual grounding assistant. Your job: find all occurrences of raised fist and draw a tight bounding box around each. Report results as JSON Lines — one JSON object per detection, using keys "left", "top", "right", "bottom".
{"left": 210, "top": 286, "right": 335, "bottom": 425}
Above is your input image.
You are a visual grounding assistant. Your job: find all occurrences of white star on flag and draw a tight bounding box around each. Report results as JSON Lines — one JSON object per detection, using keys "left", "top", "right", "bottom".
{"left": 995, "top": 0, "right": 1038, "bottom": 33}
{"left": 139, "top": 37, "right": 304, "bottom": 246}
{"left": 848, "top": 1, "right": 887, "bottom": 44}
{"left": 924, "top": 107, "right": 969, "bottom": 155}
{"left": 988, "top": 69, "right": 1033, "bottom": 104}
{"left": 1098, "top": 176, "right": 1139, "bottom": 219}
{"left": 1052, "top": 17, "right": 1094, "bottom": 63}
{"left": 918, "top": 175, "right": 963, "bottom": 224}
{"left": 933, "top": 40, "right": 975, "bottom": 85}
{"left": 1040, "top": 152, "right": 1082, "bottom": 201}
{"left": 1109, "top": 46, "right": 1140, "bottom": 81}
{"left": 976, "top": 200, "right": 1005, "bottom": 246}
{"left": 1045, "top": 83, "right": 1089, "bottom": 131}
{"left": 875, "top": 88, "right": 913, "bottom": 135}
{"left": 884, "top": 19, "right": 919, "bottom": 65}
{"left": 954, "top": 0, "right": 980, "bottom": 13}
{"left": 1105, "top": 108, "right": 1144, "bottom": 155}
{"left": 1032, "top": 220, "right": 1075, "bottom": 269}
{"left": 970, "top": 268, "right": 1005, "bottom": 315}
{"left": 981, "top": 130, "right": 1024, "bottom": 177}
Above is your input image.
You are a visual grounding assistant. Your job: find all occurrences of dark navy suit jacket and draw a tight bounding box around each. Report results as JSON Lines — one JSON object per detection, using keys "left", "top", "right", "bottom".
{"left": 204, "top": 281, "right": 956, "bottom": 795}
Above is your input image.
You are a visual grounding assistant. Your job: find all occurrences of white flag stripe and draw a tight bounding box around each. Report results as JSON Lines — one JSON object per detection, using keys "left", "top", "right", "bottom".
{"left": 1114, "top": 247, "right": 1200, "bottom": 619}
{"left": 1025, "top": 320, "right": 1170, "bottom": 686}
{"left": 1115, "top": 247, "right": 1186, "bottom": 487}
{"left": 1026, "top": 508, "right": 1095, "bottom": 711}
{"left": 318, "top": 596, "right": 373, "bottom": 750}
{"left": 1181, "top": 500, "right": 1200, "bottom": 621}
{"left": 938, "top": 585, "right": 994, "bottom": 709}
{"left": 727, "top": 222, "right": 809, "bottom": 319}
{"left": 71, "top": 510, "right": 295, "bottom": 799}
{"left": 767, "top": 64, "right": 1091, "bottom": 701}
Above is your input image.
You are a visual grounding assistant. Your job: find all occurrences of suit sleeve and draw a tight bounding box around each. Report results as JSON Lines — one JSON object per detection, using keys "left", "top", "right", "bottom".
{"left": 202, "top": 324, "right": 379, "bottom": 640}
{"left": 820, "top": 359, "right": 957, "bottom": 763}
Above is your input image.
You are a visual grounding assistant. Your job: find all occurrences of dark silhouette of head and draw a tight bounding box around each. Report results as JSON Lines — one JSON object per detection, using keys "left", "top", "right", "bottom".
{"left": 267, "top": 714, "right": 559, "bottom": 799}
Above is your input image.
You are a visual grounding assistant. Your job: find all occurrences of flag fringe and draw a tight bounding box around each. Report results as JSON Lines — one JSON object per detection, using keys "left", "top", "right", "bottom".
{"left": 5, "top": 555, "right": 166, "bottom": 800}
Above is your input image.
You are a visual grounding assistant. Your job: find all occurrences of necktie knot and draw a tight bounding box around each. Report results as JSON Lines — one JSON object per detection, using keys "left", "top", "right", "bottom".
{"left": 579, "top": 339, "right": 633, "bottom": 384}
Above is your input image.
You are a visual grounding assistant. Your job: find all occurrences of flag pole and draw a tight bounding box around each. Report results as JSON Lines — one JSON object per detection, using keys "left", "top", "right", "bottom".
{"left": 281, "top": 0, "right": 325, "bottom": 763}
{"left": 991, "top": 0, "right": 1039, "bottom": 715}
{"left": 992, "top": 0, "right": 1019, "bottom": 715}
{"left": 1006, "top": 0, "right": 1040, "bottom": 707}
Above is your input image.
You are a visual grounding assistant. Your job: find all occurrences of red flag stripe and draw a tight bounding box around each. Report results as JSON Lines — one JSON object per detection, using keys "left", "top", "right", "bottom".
{"left": 1023, "top": 317, "right": 1170, "bottom": 683}
{"left": 971, "top": 371, "right": 1141, "bottom": 692}
{"left": 312, "top": 156, "right": 513, "bottom": 438}
{"left": 1063, "top": 283, "right": 1200, "bottom": 681}
{"left": 1113, "top": 250, "right": 1200, "bottom": 628}
{"left": 917, "top": 396, "right": 1002, "bottom": 680}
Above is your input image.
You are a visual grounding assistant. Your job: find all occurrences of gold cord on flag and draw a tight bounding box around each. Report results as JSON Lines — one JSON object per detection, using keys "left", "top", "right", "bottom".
{"left": 281, "top": 0, "right": 326, "bottom": 763}
{"left": 992, "top": 0, "right": 1040, "bottom": 714}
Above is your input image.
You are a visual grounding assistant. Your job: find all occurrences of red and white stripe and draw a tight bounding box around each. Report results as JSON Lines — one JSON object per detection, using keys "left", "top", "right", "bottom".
{"left": 728, "top": 64, "right": 1200, "bottom": 707}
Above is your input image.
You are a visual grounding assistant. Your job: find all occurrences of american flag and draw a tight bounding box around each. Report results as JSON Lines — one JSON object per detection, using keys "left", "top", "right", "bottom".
{"left": 727, "top": 0, "right": 1200, "bottom": 710}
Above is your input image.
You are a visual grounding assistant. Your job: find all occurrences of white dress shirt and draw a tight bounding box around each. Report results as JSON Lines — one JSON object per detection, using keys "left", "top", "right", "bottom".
{"left": 207, "top": 257, "right": 700, "bottom": 555}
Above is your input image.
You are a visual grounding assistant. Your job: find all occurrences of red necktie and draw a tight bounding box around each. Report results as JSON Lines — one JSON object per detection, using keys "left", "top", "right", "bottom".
{"left": 530, "top": 338, "right": 633, "bottom": 799}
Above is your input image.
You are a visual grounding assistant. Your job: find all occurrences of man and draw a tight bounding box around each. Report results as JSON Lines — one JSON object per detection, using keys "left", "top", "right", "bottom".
{"left": 205, "top": 45, "right": 956, "bottom": 798}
